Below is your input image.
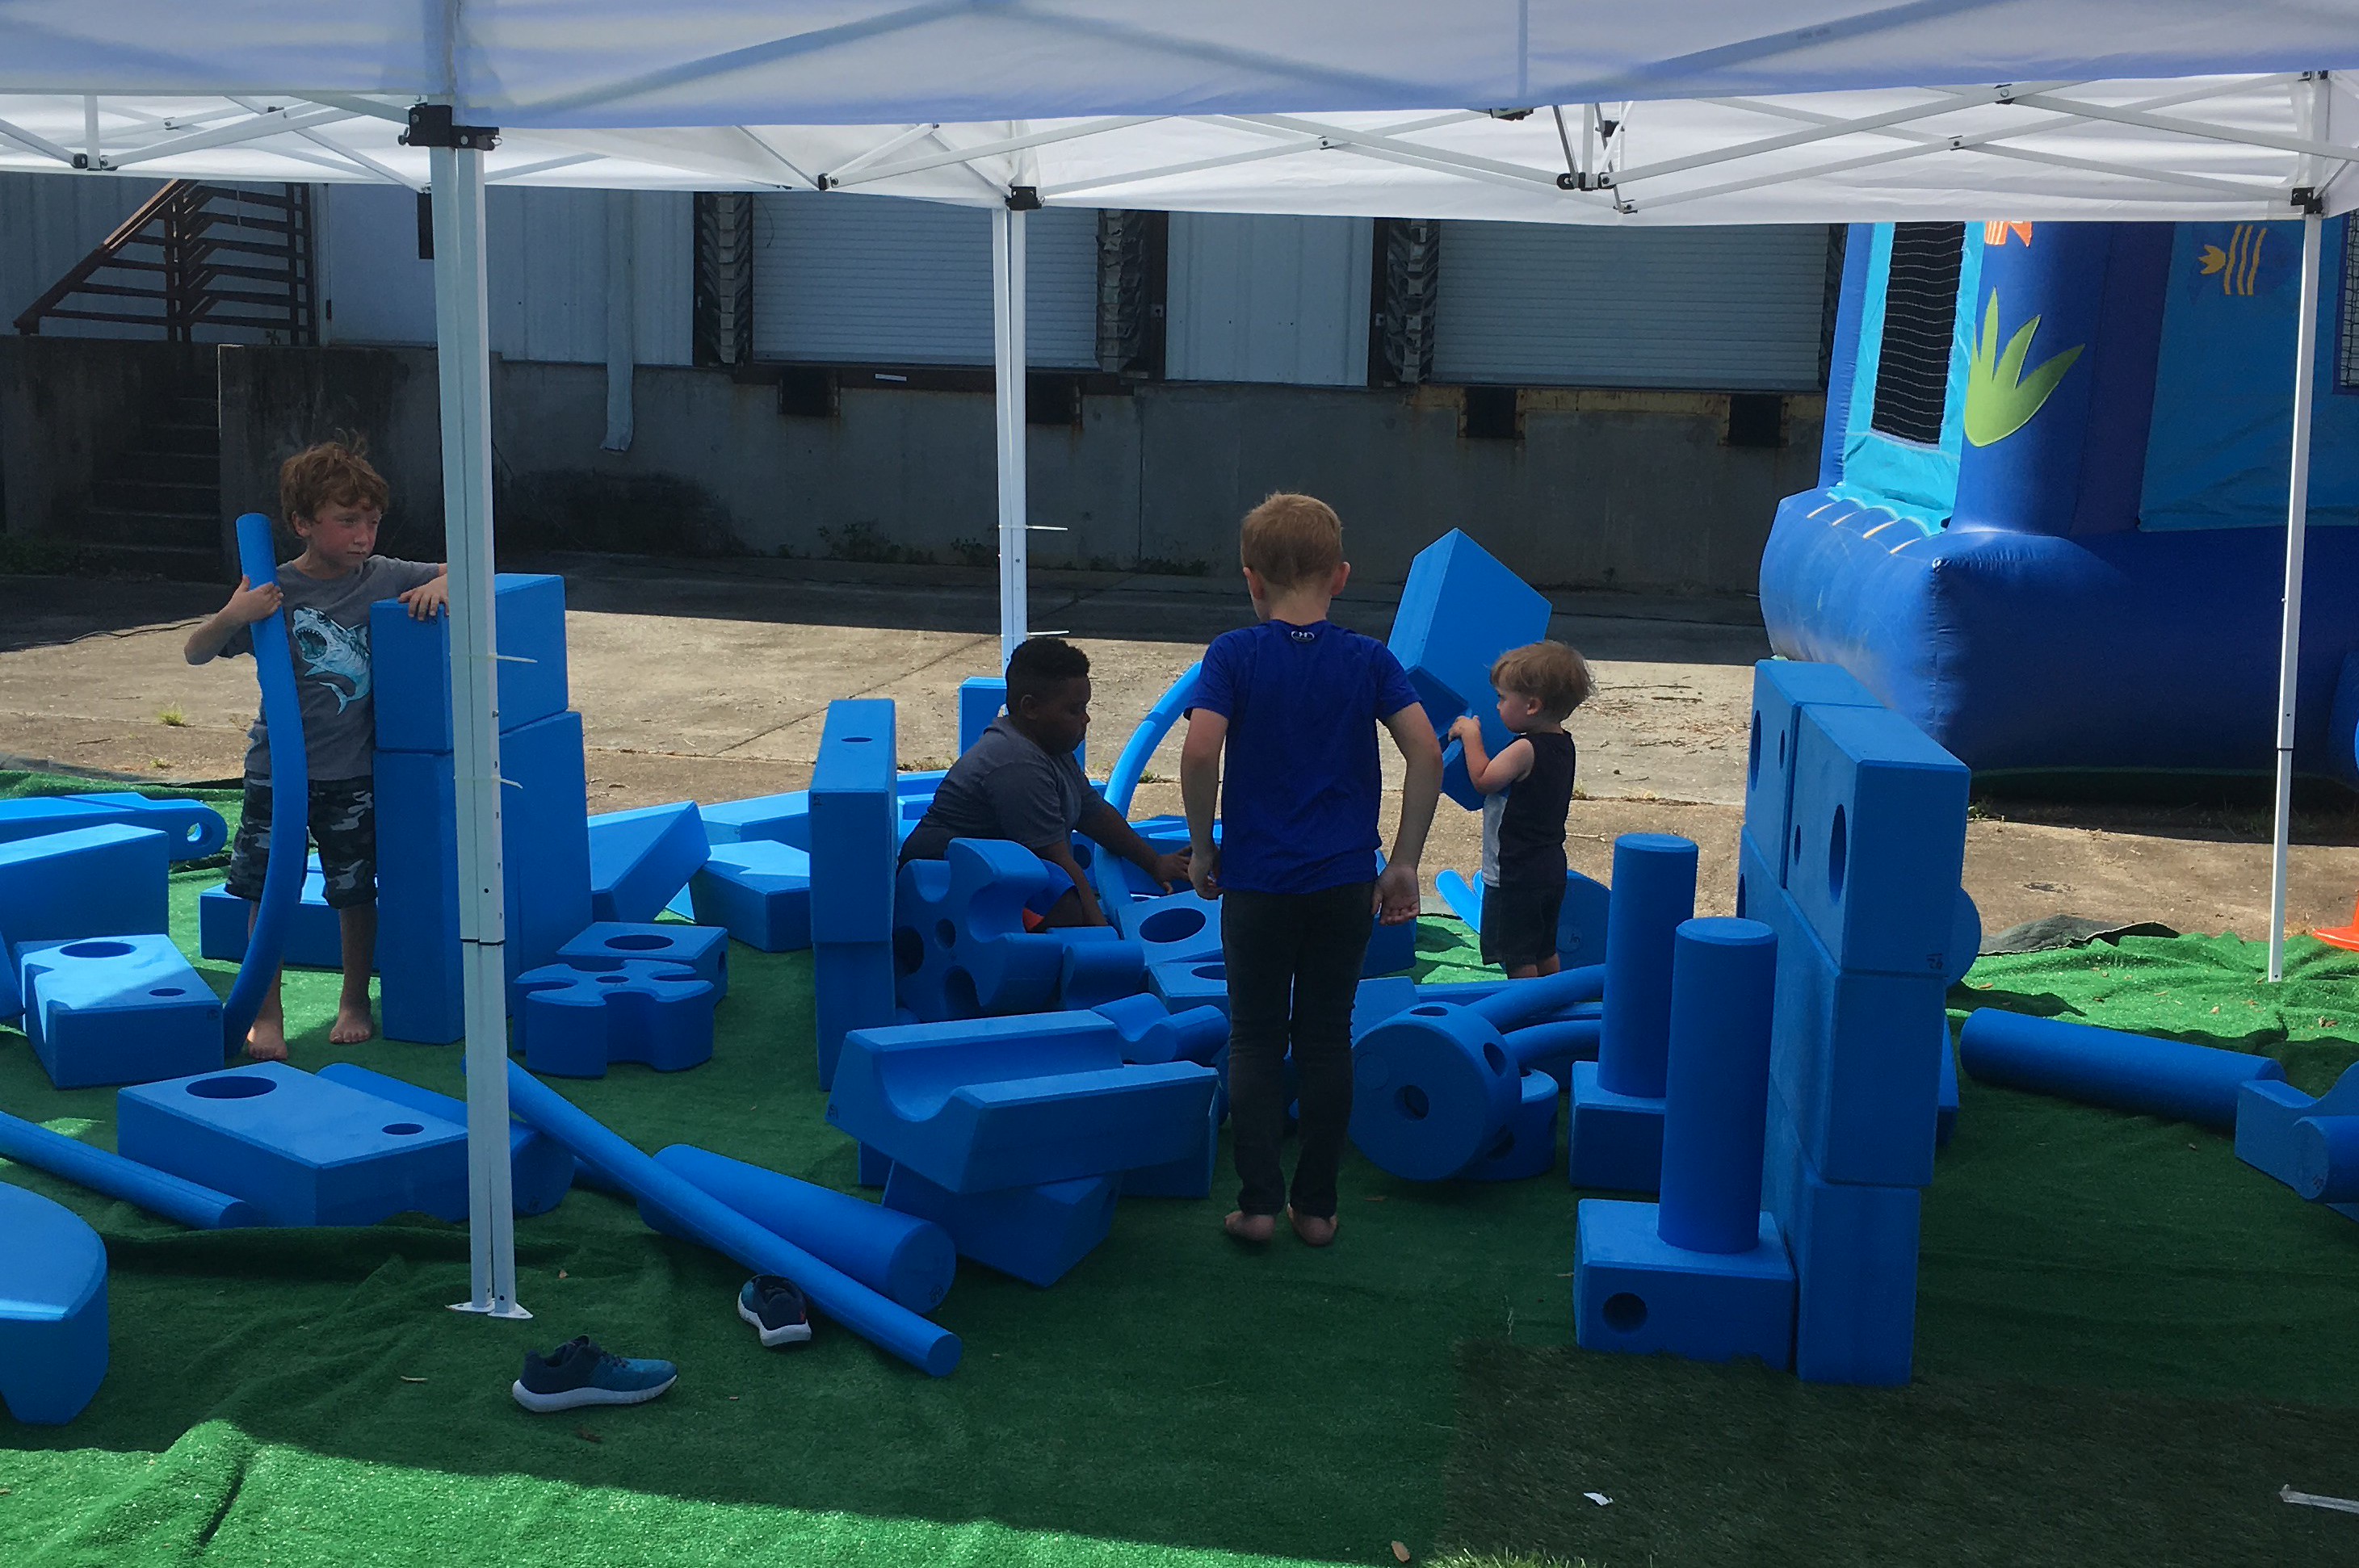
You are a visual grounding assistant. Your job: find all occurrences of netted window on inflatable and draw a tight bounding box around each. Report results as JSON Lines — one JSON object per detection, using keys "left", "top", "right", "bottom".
{"left": 1869, "top": 222, "right": 1965, "bottom": 445}
{"left": 2340, "top": 218, "right": 2359, "bottom": 393}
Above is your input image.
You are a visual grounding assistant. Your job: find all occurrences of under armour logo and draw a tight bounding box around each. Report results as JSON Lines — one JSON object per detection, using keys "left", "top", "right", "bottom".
{"left": 1289, "top": 627, "right": 1318, "bottom": 643}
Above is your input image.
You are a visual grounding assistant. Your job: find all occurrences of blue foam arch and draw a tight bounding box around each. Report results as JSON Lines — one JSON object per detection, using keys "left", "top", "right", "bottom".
{"left": 220, "top": 514, "right": 308, "bottom": 1053}
{"left": 1103, "top": 663, "right": 1198, "bottom": 820}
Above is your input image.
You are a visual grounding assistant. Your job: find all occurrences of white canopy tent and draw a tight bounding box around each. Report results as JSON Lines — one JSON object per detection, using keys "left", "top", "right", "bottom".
{"left": 6, "top": 3, "right": 2356, "bottom": 1321}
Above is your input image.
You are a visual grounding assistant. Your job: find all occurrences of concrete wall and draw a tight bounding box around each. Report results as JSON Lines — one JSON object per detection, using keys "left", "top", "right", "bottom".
{"left": 216, "top": 344, "right": 446, "bottom": 560}
{"left": 0, "top": 336, "right": 208, "bottom": 537}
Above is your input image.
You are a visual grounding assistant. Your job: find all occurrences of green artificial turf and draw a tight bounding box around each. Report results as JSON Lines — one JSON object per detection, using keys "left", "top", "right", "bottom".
{"left": 5, "top": 771, "right": 2359, "bottom": 1566}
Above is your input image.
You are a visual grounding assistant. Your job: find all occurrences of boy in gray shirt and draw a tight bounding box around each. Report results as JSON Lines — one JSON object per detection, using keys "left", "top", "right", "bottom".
{"left": 901, "top": 637, "right": 1188, "bottom": 925}
{"left": 186, "top": 441, "right": 446, "bottom": 1059}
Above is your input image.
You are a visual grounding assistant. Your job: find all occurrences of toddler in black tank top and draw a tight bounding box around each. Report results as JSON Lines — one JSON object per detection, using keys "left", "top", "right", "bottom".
{"left": 1448, "top": 640, "right": 1593, "bottom": 977}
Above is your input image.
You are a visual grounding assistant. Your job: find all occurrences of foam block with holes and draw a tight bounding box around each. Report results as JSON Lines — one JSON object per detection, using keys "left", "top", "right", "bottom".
{"left": 690, "top": 841, "right": 812, "bottom": 953}
{"left": 115, "top": 1063, "right": 468, "bottom": 1227}
{"left": 827, "top": 1011, "right": 1219, "bottom": 1194}
{"left": 588, "top": 803, "right": 710, "bottom": 924}
{"left": 1572, "top": 1197, "right": 1794, "bottom": 1369}
{"left": 316, "top": 1063, "right": 574, "bottom": 1217}
{"left": 0, "top": 1184, "right": 107, "bottom": 1424}
{"left": 0, "top": 824, "right": 169, "bottom": 1021}
{"left": 1113, "top": 890, "right": 1226, "bottom": 967}
{"left": 1463, "top": 1067, "right": 1560, "bottom": 1182}
{"left": 811, "top": 700, "right": 900, "bottom": 1090}
{"left": 1350, "top": 1000, "right": 1524, "bottom": 1181}
{"left": 15, "top": 935, "right": 222, "bottom": 1089}
{"left": 1786, "top": 704, "right": 1970, "bottom": 977}
{"left": 882, "top": 1163, "right": 1119, "bottom": 1287}
{"left": 1742, "top": 660, "right": 1881, "bottom": 884}
{"left": 1149, "top": 957, "right": 1232, "bottom": 1017}
{"left": 369, "top": 572, "right": 568, "bottom": 752}
{"left": 1565, "top": 1060, "right": 1665, "bottom": 1193}
{"left": 560, "top": 921, "right": 729, "bottom": 999}
{"left": 1761, "top": 1081, "right": 1921, "bottom": 1385}
{"left": 1386, "top": 529, "right": 1555, "bottom": 812}
{"left": 513, "top": 959, "right": 716, "bottom": 1078}
{"left": 0, "top": 792, "right": 225, "bottom": 861}
{"left": 892, "top": 838, "right": 1072, "bottom": 1021}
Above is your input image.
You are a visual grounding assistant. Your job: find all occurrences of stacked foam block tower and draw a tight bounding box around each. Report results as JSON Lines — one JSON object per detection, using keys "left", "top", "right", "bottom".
{"left": 1735, "top": 660, "right": 1974, "bottom": 1386}
{"left": 371, "top": 573, "right": 592, "bottom": 1044}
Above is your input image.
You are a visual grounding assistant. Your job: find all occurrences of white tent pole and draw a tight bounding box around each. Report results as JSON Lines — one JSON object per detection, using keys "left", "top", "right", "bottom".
{"left": 993, "top": 203, "right": 1028, "bottom": 667}
{"left": 430, "top": 135, "right": 529, "bottom": 1319}
{"left": 2266, "top": 203, "right": 2325, "bottom": 983}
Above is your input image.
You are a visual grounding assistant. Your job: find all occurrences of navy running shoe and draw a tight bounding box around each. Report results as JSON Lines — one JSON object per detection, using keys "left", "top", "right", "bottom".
{"left": 512, "top": 1336, "right": 678, "bottom": 1412}
{"left": 737, "top": 1275, "right": 813, "bottom": 1348}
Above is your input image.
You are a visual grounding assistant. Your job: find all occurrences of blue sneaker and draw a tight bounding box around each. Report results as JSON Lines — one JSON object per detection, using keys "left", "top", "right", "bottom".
{"left": 737, "top": 1276, "right": 812, "bottom": 1348}
{"left": 512, "top": 1336, "right": 678, "bottom": 1412}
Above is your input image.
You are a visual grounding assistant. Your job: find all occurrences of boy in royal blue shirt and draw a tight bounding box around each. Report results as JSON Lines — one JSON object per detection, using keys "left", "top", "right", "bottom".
{"left": 1181, "top": 493, "right": 1442, "bottom": 1247}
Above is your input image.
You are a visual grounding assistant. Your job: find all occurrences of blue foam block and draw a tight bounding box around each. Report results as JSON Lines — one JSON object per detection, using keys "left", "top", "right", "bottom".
{"left": 1117, "top": 891, "right": 1225, "bottom": 966}
{"left": 702, "top": 773, "right": 946, "bottom": 853}
{"left": 116, "top": 1063, "right": 468, "bottom": 1226}
{"left": 893, "top": 838, "right": 1070, "bottom": 1021}
{"left": 0, "top": 793, "right": 225, "bottom": 861}
{"left": 0, "top": 824, "right": 169, "bottom": 1020}
{"left": 959, "top": 677, "right": 1007, "bottom": 752}
{"left": 315, "top": 1063, "right": 574, "bottom": 1216}
{"left": 1121, "top": 1092, "right": 1220, "bottom": 1198}
{"left": 1787, "top": 705, "right": 1970, "bottom": 977}
{"left": 858, "top": 1142, "right": 892, "bottom": 1188}
{"left": 0, "top": 1185, "right": 107, "bottom": 1424}
{"left": 1094, "top": 993, "right": 1225, "bottom": 1065}
{"left": 1960, "top": 1008, "right": 2282, "bottom": 1133}
{"left": 1148, "top": 956, "right": 1231, "bottom": 1017}
{"left": 1742, "top": 660, "right": 1880, "bottom": 882}
{"left": 690, "top": 841, "right": 812, "bottom": 953}
{"left": 828, "top": 1012, "right": 1219, "bottom": 1194}
{"left": 17, "top": 935, "right": 223, "bottom": 1089}
{"left": 1463, "top": 1067, "right": 1560, "bottom": 1182}
{"left": 1572, "top": 1197, "right": 1794, "bottom": 1369}
{"left": 199, "top": 870, "right": 350, "bottom": 971}
{"left": 1567, "top": 1060, "right": 1666, "bottom": 1193}
{"left": 650, "top": 1143, "right": 957, "bottom": 1314}
{"left": 1387, "top": 529, "right": 1555, "bottom": 811}
{"left": 514, "top": 958, "right": 715, "bottom": 1078}
{"left": 1936, "top": 1023, "right": 1959, "bottom": 1149}
{"left": 2294, "top": 1115, "right": 2359, "bottom": 1202}
{"left": 1350, "top": 1001, "right": 1523, "bottom": 1180}
{"left": 811, "top": 700, "right": 899, "bottom": 943}
{"left": 883, "top": 1163, "right": 1119, "bottom": 1287}
{"left": 560, "top": 921, "right": 728, "bottom": 998}
{"left": 0, "top": 1108, "right": 258, "bottom": 1229}
{"left": 374, "top": 709, "right": 591, "bottom": 1043}
{"left": 1366, "top": 910, "right": 1416, "bottom": 975}
{"left": 369, "top": 572, "right": 568, "bottom": 752}
{"left": 1059, "top": 937, "right": 1148, "bottom": 1010}
{"left": 1559, "top": 869, "right": 1612, "bottom": 969}
{"left": 1595, "top": 834, "right": 1698, "bottom": 1101}
{"left": 2235, "top": 1066, "right": 2359, "bottom": 1220}
{"left": 1761, "top": 1083, "right": 1922, "bottom": 1385}
{"left": 588, "top": 803, "right": 710, "bottom": 924}
{"left": 1352, "top": 975, "right": 1419, "bottom": 1038}
{"left": 815, "top": 942, "right": 898, "bottom": 1096}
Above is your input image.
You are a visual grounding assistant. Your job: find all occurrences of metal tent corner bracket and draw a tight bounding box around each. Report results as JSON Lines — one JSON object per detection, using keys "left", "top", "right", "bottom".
{"left": 2291, "top": 185, "right": 2323, "bottom": 213}
{"left": 401, "top": 104, "right": 500, "bottom": 153}
{"left": 1005, "top": 185, "right": 1043, "bottom": 210}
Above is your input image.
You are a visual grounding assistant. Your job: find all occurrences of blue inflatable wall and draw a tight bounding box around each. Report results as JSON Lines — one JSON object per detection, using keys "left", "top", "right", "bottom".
{"left": 1762, "top": 218, "right": 2359, "bottom": 780}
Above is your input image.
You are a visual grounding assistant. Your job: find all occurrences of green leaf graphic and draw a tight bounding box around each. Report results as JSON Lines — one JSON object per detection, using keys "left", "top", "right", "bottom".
{"left": 1962, "top": 289, "right": 2084, "bottom": 447}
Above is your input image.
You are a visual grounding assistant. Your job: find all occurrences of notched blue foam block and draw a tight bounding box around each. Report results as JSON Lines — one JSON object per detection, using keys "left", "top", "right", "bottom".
{"left": 691, "top": 841, "right": 812, "bottom": 953}
{"left": 1573, "top": 1197, "right": 1794, "bottom": 1369}
{"left": 0, "top": 824, "right": 169, "bottom": 1020}
{"left": 17, "top": 935, "right": 222, "bottom": 1089}
{"left": 1094, "top": 993, "right": 1225, "bottom": 1066}
{"left": 0, "top": 1185, "right": 107, "bottom": 1424}
{"left": 893, "top": 838, "right": 1070, "bottom": 1021}
{"left": 0, "top": 793, "right": 225, "bottom": 861}
{"left": 1743, "top": 660, "right": 1880, "bottom": 882}
{"left": 116, "top": 1063, "right": 468, "bottom": 1226}
{"left": 588, "top": 803, "right": 709, "bottom": 924}
{"left": 1463, "top": 1067, "right": 1560, "bottom": 1182}
{"left": 560, "top": 921, "right": 728, "bottom": 998}
{"left": 883, "top": 1163, "right": 1119, "bottom": 1287}
{"left": 514, "top": 958, "right": 716, "bottom": 1077}
{"left": 1761, "top": 1084, "right": 1922, "bottom": 1385}
{"left": 370, "top": 572, "right": 568, "bottom": 751}
{"left": 315, "top": 1063, "right": 573, "bottom": 1216}
{"left": 1567, "top": 1060, "right": 1665, "bottom": 1193}
{"left": 1149, "top": 957, "right": 1231, "bottom": 1017}
{"left": 1787, "top": 704, "right": 1970, "bottom": 977}
{"left": 828, "top": 1012, "right": 1219, "bottom": 1194}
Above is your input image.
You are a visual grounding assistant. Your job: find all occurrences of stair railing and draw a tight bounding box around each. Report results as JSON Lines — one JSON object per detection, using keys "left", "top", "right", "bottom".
{"left": 14, "top": 181, "right": 317, "bottom": 345}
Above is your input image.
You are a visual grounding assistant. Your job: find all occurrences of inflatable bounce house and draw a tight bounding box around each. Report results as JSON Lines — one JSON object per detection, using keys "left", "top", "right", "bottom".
{"left": 1762, "top": 216, "right": 2359, "bottom": 783}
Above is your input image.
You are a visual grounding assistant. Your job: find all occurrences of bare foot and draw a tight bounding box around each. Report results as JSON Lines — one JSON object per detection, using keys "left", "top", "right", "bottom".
{"left": 330, "top": 1002, "right": 376, "bottom": 1046}
{"left": 1287, "top": 1207, "right": 1337, "bottom": 1247}
{"left": 1224, "top": 1210, "right": 1275, "bottom": 1244}
{"left": 245, "top": 1017, "right": 289, "bottom": 1062}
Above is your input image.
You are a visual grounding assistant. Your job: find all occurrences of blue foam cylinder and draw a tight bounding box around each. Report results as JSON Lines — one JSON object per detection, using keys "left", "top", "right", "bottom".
{"left": 1596, "top": 834, "right": 1698, "bottom": 1100}
{"left": 505, "top": 1063, "right": 959, "bottom": 1377}
{"left": 1467, "top": 964, "right": 1605, "bottom": 1031}
{"left": 314, "top": 1064, "right": 574, "bottom": 1217}
{"left": 1505, "top": 1015, "right": 1601, "bottom": 1085}
{"left": 1656, "top": 918, "right": 1778, "bottom": 1256}
{"left": 649, "top": 1143, "right": 958, "bottom": 1314}
{"left": 1957, "top": 1010, "right": 2285, "bottom": 1132}
{"left": 221, "top": 513, "right": 308, "bottom": 1055}
{"left": 2294, "top": 1116, "right": 2359, "bottom": 1203}
{"left": 0, "top": 1106, "right": 258, "bottom": 1230}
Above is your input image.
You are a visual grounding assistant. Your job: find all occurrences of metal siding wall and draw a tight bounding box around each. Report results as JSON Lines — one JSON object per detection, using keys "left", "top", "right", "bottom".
{"left": 320, "top": 182, "right": 436, "bottom": 346}
{"left": 632, "top": 191, "right": 694, "bottom": 367}
{"left": 749, "top": 191, "right": 1096, "bottom": 367}
{"left": 487, "top": 186, "right": 608, "bottom": 364}
{"left": 1165, "top": 212, "right": 1373, "bottom": 386}
{"left": 1434, "top": 223, "right": 1828, "bottom": 390}
{"left": 0, "top": 171, "right": 169, "bottom": 338}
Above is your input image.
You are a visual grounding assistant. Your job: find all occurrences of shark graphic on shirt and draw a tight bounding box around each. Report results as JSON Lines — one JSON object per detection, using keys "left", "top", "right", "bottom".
{"left": 288, "top": 606, "right": 372, "bottom": 711}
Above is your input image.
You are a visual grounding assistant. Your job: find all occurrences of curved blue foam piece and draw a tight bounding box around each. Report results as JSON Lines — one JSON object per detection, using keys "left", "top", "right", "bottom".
{"left": 1958, "top": 1009, "right": 2284, "bottom": 1131}
{"left": 1350, "top": 1003, "right": 1522, "bottom": 1181}
{"left": 1595, "top": 834, "right": 1698, "bottom": 1101}
{"left": 1057, "top": 937, "right": 1147, "bottom": 1011}
{"left": 2294, "top": 1116, "right": 2359, "bottom": 1204}
{"left": 1462, "top": 1067, "right": 1560, "bottom": 1183}
{"left": 1503, "top": 1014, "right": 1601, "bottom": 1084}
{"left": 1946, "top": 890, "right": 1983, "bottom": 985}
{"left": 315, "top": 1063, "right": 574, "bottom": 1217}
{"left": 1467, "top": 964, "right": 1606, "bottom": 1032}
{"left": 0, "top": 1184, "right": 107, "bottom": 1424}
{"left": 1656, "top": 918, "right": 1779, "bottom": 1256}
{"left": 1094, "top": 993, "right": 1225, "bottom": 1065}
{"left": 652, "top": 1143, "right": 956, "bottom": 1314}
{"left": 505, "top": 1063, "right": 960, "bottom": 1377}
{"left": 892, "top": 839, "right": 1068, "bottom": 1021}
{"left": 0, "top": 1106, "right": 258, "bottom": 1230}
{"left": 220, "top": 514, "right": 307, "bottom": 1054}
{"left": 0, "top": 794, "right": 226, "bottom": 861}
{"left": 1103, "top": 663, "right": 1199, "bottom": 820}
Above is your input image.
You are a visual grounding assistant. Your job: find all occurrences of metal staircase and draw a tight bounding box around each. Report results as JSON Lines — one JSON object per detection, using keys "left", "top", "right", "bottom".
{"left": 13, "top": 180, "right": 317, "bottom": 343}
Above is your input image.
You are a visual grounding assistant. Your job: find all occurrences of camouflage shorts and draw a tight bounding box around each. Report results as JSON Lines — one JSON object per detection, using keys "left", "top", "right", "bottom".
{"left": 225, "top": 778, "right": 377, "bottom": 909}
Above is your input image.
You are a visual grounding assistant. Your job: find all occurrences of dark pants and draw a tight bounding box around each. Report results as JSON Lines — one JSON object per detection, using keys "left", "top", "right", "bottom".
{"left": 1222, "top": 881, "right": 1375, "bottom": 1219}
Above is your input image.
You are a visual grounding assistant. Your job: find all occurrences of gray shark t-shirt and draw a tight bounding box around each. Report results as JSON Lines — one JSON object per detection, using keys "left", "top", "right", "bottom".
{"left": 224, "top": 555, "right": 442, "bottom": 782}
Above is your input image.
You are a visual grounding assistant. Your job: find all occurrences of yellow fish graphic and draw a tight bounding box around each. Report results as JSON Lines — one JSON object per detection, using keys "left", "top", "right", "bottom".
{"left": 2199, "top": 226, "right": 2265, "bottom": 295}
